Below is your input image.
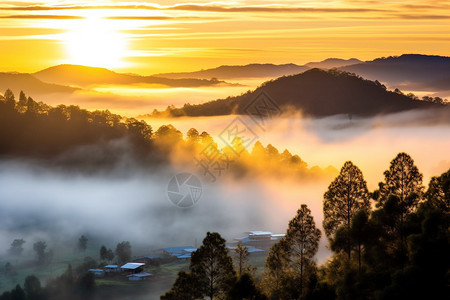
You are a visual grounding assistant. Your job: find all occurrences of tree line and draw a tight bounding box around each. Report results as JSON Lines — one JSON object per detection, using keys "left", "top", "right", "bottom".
{"left": 0, "top": 89, "right": 334, "bottom": 179}
{"left": 161, "top": 152, "right": 449, "bottom": 299}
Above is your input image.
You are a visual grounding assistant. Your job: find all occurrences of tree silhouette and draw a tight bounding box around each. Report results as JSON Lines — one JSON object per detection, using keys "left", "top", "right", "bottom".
{"left": 190, "top": 232, "right": 236, "bottom": 299}
{"left": 160, "top": 271, "right": 202, "bottom": 300}
{"left": 4, "top": 89, "right": 15, "bottom": 109}
{"left": 378, "top": 152, "right": 423, "bottom": 211}
{"left": 425, "top": 168, "right": 449, "bottom": 213}
{"left": 234, "top": 241, "right": 250, "bottom": 277}
{"left": 33, "top": 241, "right": 47, "bottom": 265}
{"left": 285, "top": 204, "right": 321, "bottom": 298}
{"left": 100, "top": 245, "right": 114, "bottom": 262}
{"left": 9, "top": 239, "right": 25, "bottom": 256}
{"left": 115, "top": 241, "right": 131, "bottom": 265}
{"left": 323, "top": 161, "right": 370, "bottom": 259}
{"left": 227, "top": 273, "right": 267, "bottom": 300}
{"left": 24, "top": 275, "right": 43, "bottom": 300}
{"left": 377, "top": 153, "right": 424, "bottom": 266}
{"left": 264, "top": 237, "right": 290, "bottom": 294}
{"left": 78, "top": 235, "right": 88, "bottom": 252}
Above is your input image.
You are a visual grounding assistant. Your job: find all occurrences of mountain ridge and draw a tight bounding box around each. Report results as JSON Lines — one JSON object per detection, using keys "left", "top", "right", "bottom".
{"left": 33, "top": 64, "right": 236, "bottom": 88}
{"left": 150, "top": 68, "right": 446, "bottom": 118}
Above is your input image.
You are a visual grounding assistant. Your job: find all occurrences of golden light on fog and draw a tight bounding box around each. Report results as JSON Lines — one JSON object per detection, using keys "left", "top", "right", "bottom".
{"left": 63, "top": 15, "right": 128, "bottom": 68}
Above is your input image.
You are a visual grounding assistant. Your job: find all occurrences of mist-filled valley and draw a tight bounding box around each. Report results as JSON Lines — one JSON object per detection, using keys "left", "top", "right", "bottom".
{"left": 1, "top": 81, "right": 449, "bottom": 298}
{"left": 0, "top": 51, "right": 449, "bottom": 300}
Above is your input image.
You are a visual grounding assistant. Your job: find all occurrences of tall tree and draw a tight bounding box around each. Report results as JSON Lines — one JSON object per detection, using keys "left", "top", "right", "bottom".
{"left": 18, "top": 91, "right": 27, "bottom": 106}
{"left": 425, "top": 168, "right": 450, "bottom": 214}
{"left": 100, "top": 245, "right": 115, "bottom": 262}
{"left": 33, "top": 241, "right": 47, "bottom": 265}
{"left": 24, "top": 275, "right": 43, "bottom": 300}
{"left": 377, "top": 153, "right": 424, "bottom": 265}
{"left": 4, "top": 89, "right": 15, "bottom": 110}
{"left": 263, "top": 238, "right": 290, "bottom": 295}
{"left": 8, "top": 239, "right": 25, "bottom": 256}
{"left": 323, "top": 161, "right": 370, "bottom": 259}
{"left": 190, "top": 232, "right": 236, "bottom": 300}
{"left": 378, "top": 152, "right": 423, "bottom": 211}
{"left": 78, "top": 235, "right": 88, "bottom": 252}
{"left": 115, "top": 241, "right": 131, "bottom": 265}
{"left": 285, "top": 204, "right": 322, "bottom": 299}
{"left": 234, "top": 241, "right": 250, "bottom": 277}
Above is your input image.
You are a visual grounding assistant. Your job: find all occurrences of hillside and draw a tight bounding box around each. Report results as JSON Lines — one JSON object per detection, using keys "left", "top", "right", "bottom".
{"left": 0, "top": 73, "right": 78, "bottom": 96}
{"left": 305, "top": 58, "right": 361, "bottom": 69}
{"left": 155, "top": 68, "right": 443, "bottom": 118}
{"left": 154, "top": 63, "right": 309, "bottom": 80}
{"left": 340, "top": 54, "right": 450, "bottom": 90}
{"left": 34, "top": 65, "right": 235, "bottom": 88}
{"left": 154, "top": 59, "right": 362, "bottom": 80}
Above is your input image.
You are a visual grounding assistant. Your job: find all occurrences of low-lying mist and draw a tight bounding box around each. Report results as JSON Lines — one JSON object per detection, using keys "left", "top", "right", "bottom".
{"left": 0, "top": 159, "right": 331, "bottom": 261}
{"left": 143, "top": 108, "right": 450, "bottom": 187}
{"left": 0, "top": 107, "right": 448, "bottom": 284}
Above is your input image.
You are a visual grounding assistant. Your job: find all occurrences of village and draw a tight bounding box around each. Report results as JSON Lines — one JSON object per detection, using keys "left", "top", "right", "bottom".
{"left": 88, "top": 231, "right": 284, "bottom": 282}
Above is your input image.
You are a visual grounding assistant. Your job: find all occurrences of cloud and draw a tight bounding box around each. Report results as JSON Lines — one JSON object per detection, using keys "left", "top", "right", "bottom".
{"left": 393, "top": 14, "right": 450, "bottom": 20}
{"left": 0, "top": 3, "right": 388, "bottom": 14}
{"left": 0, "top": 14, "right": 84, "bottom": 19}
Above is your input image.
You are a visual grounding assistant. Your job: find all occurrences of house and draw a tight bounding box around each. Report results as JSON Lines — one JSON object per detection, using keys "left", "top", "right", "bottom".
{"left": 231, "top": 231, "right": 285, "bottom": 250}
{"left": 127, "top": 272, "right": 152, "bottom": 281}
{"left": 88, "top": 269, "right": 105, "bottom": 277}
{"left": 104, "top": 264, "right": 120, "bottom": 273}
{"left": 120, "top": 262, "right": 145, "bottom": 274}
{"left": 163, "top": 246, "right": 197, "bottom": 259}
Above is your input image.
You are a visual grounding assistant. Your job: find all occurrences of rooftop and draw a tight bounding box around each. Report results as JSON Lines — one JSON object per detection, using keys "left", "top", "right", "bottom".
{"left": 121, "top": 262, "right": 145, "bottom": 270}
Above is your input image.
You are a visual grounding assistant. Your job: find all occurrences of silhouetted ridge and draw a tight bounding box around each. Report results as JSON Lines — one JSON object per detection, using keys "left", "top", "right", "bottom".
{"left": 340, "top": 54, "right": 450, "bottom": 90}
{"left": 157, "top": 68, "right": 440, "bottom": 117}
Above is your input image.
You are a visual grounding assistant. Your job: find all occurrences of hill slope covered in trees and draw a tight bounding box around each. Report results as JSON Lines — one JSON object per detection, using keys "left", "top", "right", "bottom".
{"left": 151, "top": 68, "right": 445, "bottom": 118}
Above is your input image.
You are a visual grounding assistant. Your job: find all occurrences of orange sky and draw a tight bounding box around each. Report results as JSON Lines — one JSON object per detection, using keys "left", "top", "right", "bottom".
{"left": 0, "top": 0, "right": 449, "bottom": 74}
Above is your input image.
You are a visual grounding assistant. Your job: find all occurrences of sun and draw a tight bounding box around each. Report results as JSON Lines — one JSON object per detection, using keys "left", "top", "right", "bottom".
{"left": 63, "top": 15, "right": 128, "bottom": 69}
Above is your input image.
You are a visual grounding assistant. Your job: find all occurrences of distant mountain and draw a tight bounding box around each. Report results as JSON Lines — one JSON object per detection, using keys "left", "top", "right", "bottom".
{"left": 0, "top": 72, "right": 77, "bottom": 96}
{"left": 154, "top": 63, "right": 309, "bottom": 80}
{"left": 305, "top": 58, "right": 362, "bottom": 69}
{"left": 34, "top": 65, "right": 235, "bottom": 88}
{"left": 154, "top": 68, "right": 442, "bottom": 118}
{"left": 340, "top": 54, "right": 450, "bottom": 90}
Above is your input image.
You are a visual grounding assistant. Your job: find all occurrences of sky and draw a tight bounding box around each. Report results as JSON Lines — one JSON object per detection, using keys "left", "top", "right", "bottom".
{"left": 0, "top": 0, "right": 449, "bottom": 74}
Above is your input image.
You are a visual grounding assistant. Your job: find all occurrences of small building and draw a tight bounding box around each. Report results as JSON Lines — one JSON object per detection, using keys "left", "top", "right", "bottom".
{"left": 104, "top": 264, "right": 120, "bottom": 273}
{"left": 127, "top": 272, "right": 152, "bottom": 281}
{"left": 231, "top": 231, "right": 285, "bottom": 250}
{"left": 163, "top": 246, "right": 197, "bottom": 259}
{"left": 88, "top": 269, "right": 105, "bottom": 277}
{"left": 120, "top": 262, "right": 145, "bottom": 274}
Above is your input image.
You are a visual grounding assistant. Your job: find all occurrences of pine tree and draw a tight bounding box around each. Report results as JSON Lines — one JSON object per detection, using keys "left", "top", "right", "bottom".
{"left": 234, "top": 241, "right": 249, "bottom": 276}
{"left": 190, "top": 232, "right": 236, "bottom": 299}
{"left": 285, "top": 204, "right": 322, "bottom": 298}
{"left": 378, "top": 152, "right": 423, "bottom": 211}
{"left": 323, "top": 161, "right": 370, "bottom": 259}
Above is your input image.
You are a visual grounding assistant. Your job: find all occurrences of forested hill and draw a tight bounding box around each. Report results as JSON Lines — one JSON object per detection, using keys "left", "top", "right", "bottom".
{"left": 0, "top": 89, "right": 336, "bottom": 179}
{"left": 152, "top": 68, "right": 446, "bottom": 118}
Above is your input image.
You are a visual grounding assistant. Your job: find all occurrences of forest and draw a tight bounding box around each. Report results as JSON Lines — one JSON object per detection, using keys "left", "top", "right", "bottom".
{"left": 159, "top": 154, "right": 449, "bottom": 300}
{"left": 0, "top": 89, "right": 335, "bottom": 179}
{"left": 0, "top": 150, "right": 448, "bottom": 300}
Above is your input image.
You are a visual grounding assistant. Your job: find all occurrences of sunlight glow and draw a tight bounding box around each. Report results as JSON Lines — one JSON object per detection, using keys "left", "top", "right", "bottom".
{"left": 63, "top": 15, "right": 128, "bottom": 68}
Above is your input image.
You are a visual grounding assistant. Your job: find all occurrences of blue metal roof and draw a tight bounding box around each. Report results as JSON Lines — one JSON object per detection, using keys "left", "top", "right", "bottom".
{"left": 121, "top": 263, "right": 145, "bottom": 269}
{"left": 164, "top": 246, "right": 196, "bottom": 253}
{"left": 248, "top": 248, "right": 265, "bottom": 253}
